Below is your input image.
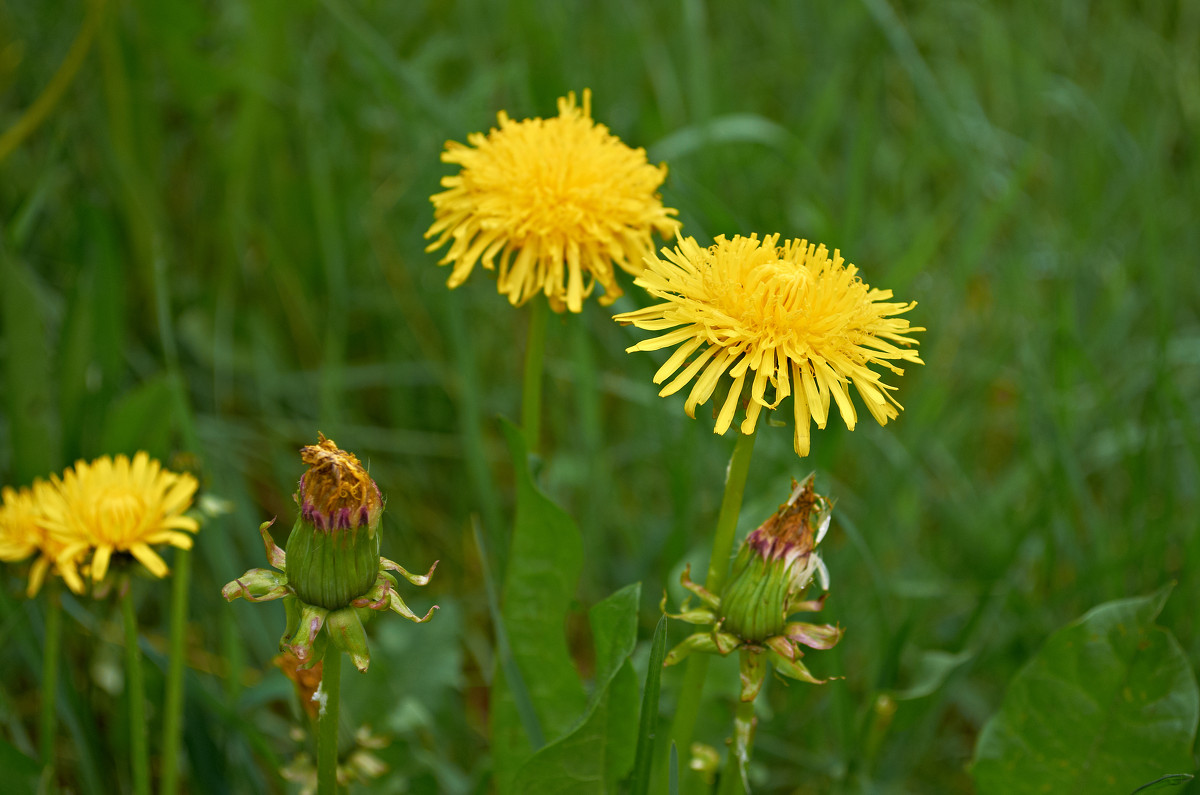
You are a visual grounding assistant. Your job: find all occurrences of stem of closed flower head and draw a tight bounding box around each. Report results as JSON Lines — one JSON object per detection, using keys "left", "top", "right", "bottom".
{"left": 317, "top": 651, "right": 343, "bottom": 795}
{"left": 160, "top": 546, "right": 191, "bottom": 794}
{"left": 521, "top": 295, "right": 549, "bottom": 455}
{"left": 716, "top": 697, "right": 757, "bottom": 795}
{"left": 660, "top": 428, "right": 757, "bottom": 792}
{"left": 121, "top": 583, "right": 150, "bottom": 795}
{"left": 39, "top": 580, "right": 62, "bottom": 775}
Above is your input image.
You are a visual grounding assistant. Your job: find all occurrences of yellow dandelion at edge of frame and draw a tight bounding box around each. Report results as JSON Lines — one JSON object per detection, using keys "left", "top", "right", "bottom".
{"left": 615, "top": 233, "right": 924, "bottom": 457}
{"left": 0, "top": 479, "right": 79, "bottom": 597}
{"left": 40, "top": 452, "right": 200, "bottom": 592}
{"left": 425, "top": 89, "right": 680, "bottom": 313}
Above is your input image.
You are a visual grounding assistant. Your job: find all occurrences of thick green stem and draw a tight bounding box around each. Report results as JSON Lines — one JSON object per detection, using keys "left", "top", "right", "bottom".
{"left": 659, "top": 429, "right": 758, "bottom": 792}
{"left": 121, "top": 585, "right": 150, "bottom": 795}
{"left": 521, "top": 296, "right": 549, "bottom": 455}
{"left": 317, "top": 651, "right": 343, "bottom": 795}
{"left": 705, "top": 430, "right": 758, "bottom": 593}
{"left": 39, "top": 582, "right": 62, "bottom": 773}
{"left": 159, "top": 547, "right": 191, "bottom": 794}
{"left": 716, "top": 699, "right": 757, "bottom": 795}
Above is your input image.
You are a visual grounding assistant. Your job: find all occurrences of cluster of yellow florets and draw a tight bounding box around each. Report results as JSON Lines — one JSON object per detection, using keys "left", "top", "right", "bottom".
{"left": 0, "top": 452, "right": 199, "bottom": 597}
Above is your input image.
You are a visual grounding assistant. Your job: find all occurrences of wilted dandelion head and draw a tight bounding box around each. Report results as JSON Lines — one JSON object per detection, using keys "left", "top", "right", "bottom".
{"left": 41, "top": 452, "right": 199, "bottom": 592}
{"left": 616, "top": 233, "right": 924, "bottom": 456}
{"left": 297, "top": 433, "right": 382, "bottom": 533}
{"left": 425, "top": 90, "right": 680, "bottom": 313}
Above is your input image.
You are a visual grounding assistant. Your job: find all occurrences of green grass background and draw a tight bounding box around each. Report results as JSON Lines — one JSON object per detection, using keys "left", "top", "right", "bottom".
{"left": 1, "top": 0, "right": 1197, "bottom": 792}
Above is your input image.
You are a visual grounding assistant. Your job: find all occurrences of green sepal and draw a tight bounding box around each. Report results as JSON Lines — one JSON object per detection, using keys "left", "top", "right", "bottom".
{"left": 386, "top": 587, "right": 438, "bottom": 623}
{"left": 785, "top": 592, "right": 827, "bottom": 615}
{"left": 259, "top": 519, "right": 286, "bottom": 569}
{"left": 663, "top": 632, "right": 720, "bottom": 667}
{"left": 381, "top": 557, "right": 438, "bottom": 586}
{"left": 664, "top": 605, "right": 718, "bottom": 626}
{"left": 785, "top": 621, "right": 842, "bottom": 650}
{"left": 326, "top": 607, "right": 371, "bottom": 672}
{"left": 678, "top": 564, "right": 721, "bottom": 610}
{"left": 767, "top": 648, "right": 827, "bottom": 685}
{"left": 221, "top": 568, "right": 289, "bottom": 602}
{"left": 282, "top": 601, "right": 329, "bottom": 665}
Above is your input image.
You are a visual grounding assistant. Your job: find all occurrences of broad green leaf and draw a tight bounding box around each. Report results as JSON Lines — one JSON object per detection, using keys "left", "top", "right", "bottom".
{"left": 972, "top": 585, "right": 1199, "bottom": 794}
{"left": 491, "top": 419, "right": 587, "bottom": 794}
{"left": 0, "top": 737, "right": 41, "bottom": 794}
{"left": 512, "top": 583, "right": 642, "bottom": 794}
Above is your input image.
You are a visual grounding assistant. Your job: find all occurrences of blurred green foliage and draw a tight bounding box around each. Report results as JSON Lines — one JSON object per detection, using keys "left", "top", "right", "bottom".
{"left": 1, "top": 0, "right": 1197, "bottom": 792}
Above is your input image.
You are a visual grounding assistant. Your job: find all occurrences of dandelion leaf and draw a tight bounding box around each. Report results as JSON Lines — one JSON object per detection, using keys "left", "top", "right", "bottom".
{"left": 971, "top": 585, "right": 1198, "bottom": 794}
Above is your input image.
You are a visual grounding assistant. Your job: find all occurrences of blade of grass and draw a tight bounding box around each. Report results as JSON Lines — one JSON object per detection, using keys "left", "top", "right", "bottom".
{"left": 630, "top": 615, "right": 668, "bottom": 795}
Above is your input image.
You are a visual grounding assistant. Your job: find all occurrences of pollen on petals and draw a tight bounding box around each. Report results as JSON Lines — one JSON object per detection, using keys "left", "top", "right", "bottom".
{"left": 426, "top": 90, "right": 680, "bottom": 313}
{"left": 616, "top": 233, "right": 924, "bottom": 457}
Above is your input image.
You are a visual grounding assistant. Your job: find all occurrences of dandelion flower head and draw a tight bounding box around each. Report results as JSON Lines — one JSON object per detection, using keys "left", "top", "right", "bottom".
{"left": 41, "top": 452, "right": 199, "bottom": 592}
{"left": 615, "top": 233, "right": 923, "bottom": 456}
{"left": 425, "top": 90, "right": 680, "bottom": 313}
{"left": 0, "top": 480, "right": 78, "bottom": 596}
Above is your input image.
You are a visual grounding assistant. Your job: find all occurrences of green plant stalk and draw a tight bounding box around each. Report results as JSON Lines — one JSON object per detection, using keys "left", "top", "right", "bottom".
{"left": 716, "top": 698, "right": 757, "bottom": 795}
{"left": 39, "top": 581, "right": 62, "bottom": 773}
{"left": 121, "top": 585, "right": 150, "bottom": 795}
{"left": 659, "top": 429, "right": 757, "bottom": 792}
{"left": 317, "top": 651, "right": 343, "bottom": 795}
{"left": 521, "top": 296, "right": 549, "bottom": 455}
{"left": 159, "top": 547, "right": 191, "bottom": 794}
{"left": 0, "top": 0, "right": 107, "bottom": 164}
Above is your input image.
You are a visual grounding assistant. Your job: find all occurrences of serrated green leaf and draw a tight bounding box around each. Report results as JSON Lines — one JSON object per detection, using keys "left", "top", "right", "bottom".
{"left": 972, "top": 585, "right": 1199, "bottom": 794}
{"left": 511, "top": 583, "right": 642, "bottom": 795}
{"left": 491, "top": 419, "right": 587, "bottom": 794}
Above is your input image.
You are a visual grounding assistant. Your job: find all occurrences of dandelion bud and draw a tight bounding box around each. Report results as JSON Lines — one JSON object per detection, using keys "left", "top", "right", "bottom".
{"left": 223, "top": 434, "right": 438, "bottom": 672}
{"left": 661, "top": 475, "right": 842, "bottom": 702}
{"left": 719, "top": 475, "right": 831, "bottom": 644}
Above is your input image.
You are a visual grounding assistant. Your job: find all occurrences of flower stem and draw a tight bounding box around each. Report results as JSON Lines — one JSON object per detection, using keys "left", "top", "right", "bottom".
{"left": 660, "top": 429, "right": 757, "bottom": 791}
{"left": 716, "top": 698, "right": 757, "bottom": 795}
{"left": 521, "top": 296, "right": 549, "bottom": 455}
{"left": 317, "top": 651, "right": 343, "bottom": 795}
{"left": 159, "top": 547, "right": 191, "bottom": 794}
{"left": 39, "top": 581, "right": 62, "bottom": 775}
{"left": 121, "top": 584, "right": 150, "bottom": 795}
{"left": 705, "top": 429, "right": 758, "bottom": 594}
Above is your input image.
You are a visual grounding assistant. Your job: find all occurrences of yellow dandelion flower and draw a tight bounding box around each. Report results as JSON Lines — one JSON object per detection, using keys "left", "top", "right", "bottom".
{"left": 40, "top": 452, "right": 200, "bottom": 592}
{"left": 0, "top": 480, "right": 82, "bottom": 597}
{"left": 425, "top": 89, "right": 680, "bottom": 313}
{"left": 615, "top": 233, "right": 924, "bottom": 457}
